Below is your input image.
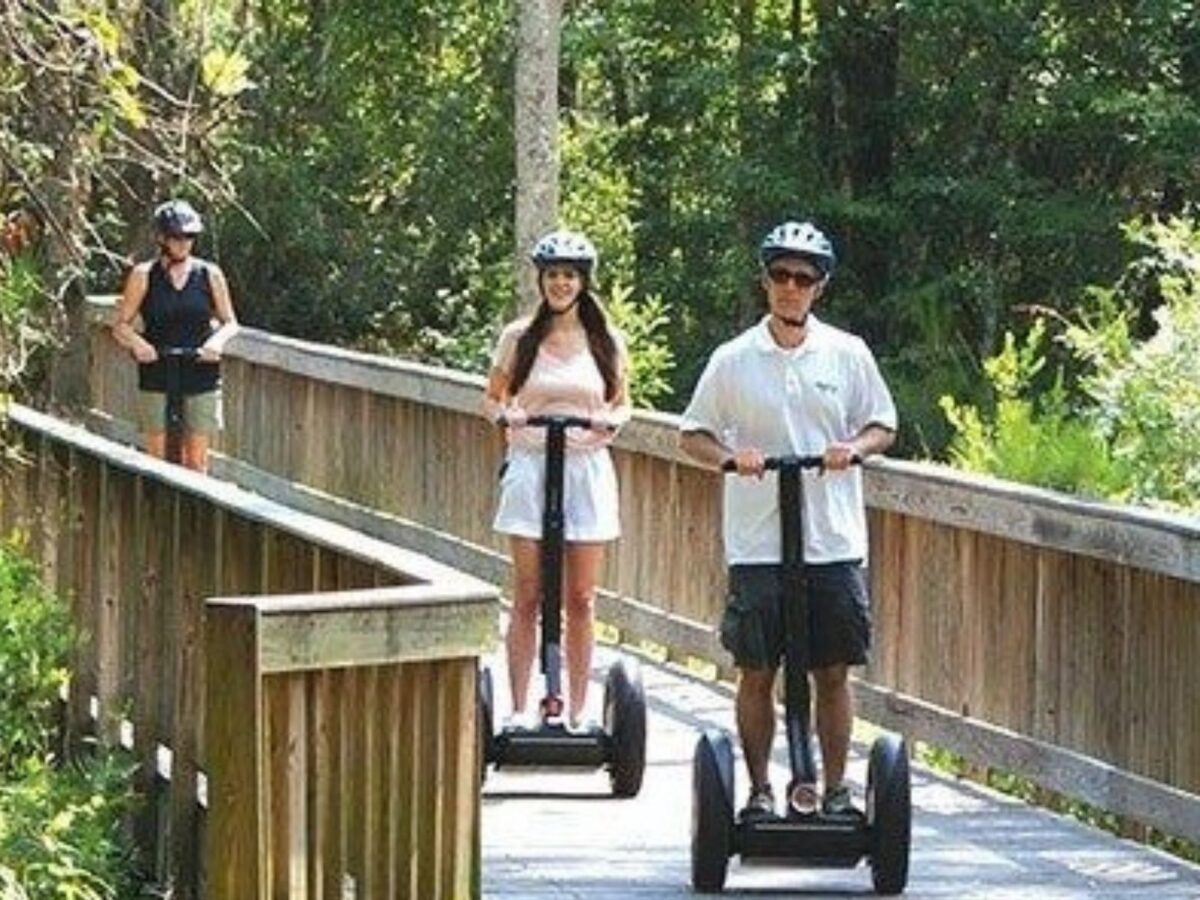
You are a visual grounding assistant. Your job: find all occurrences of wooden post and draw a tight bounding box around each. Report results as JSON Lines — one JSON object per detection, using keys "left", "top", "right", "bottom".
{"left": 205, "top": 601, "right": 264, "bottom": 900}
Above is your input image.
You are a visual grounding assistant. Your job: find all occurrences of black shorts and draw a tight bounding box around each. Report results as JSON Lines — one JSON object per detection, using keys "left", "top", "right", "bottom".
{"left": 720, "top": 562, "right": 871, "bottom": 671}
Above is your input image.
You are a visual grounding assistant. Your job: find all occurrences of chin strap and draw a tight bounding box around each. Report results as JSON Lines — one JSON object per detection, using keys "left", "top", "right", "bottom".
{"left": 775, "top": 313, "right": 808, "bottom": 329}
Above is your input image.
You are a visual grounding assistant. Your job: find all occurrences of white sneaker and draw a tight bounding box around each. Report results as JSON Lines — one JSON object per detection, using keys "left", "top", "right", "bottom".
{"left": 504, "top": 710, "right": 536, "bottom": 730}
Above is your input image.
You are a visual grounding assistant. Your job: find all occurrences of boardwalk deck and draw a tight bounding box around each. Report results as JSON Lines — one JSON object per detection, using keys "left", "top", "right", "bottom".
{"left": 483, "top": 644, "right": 1200, "bottom": 899}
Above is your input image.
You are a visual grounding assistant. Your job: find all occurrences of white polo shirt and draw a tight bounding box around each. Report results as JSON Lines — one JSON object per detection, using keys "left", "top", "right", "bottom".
{"left": 680, "top": 315, "right": 897, "bottom": 565}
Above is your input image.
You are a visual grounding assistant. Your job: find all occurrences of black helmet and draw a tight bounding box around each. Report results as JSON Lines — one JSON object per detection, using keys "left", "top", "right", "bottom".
{"left": 760, "top": 220, "right": 835, "bottom": 274}
{"left": 153, "top": 199, "right": 204, "bottom": 238}
{"left": 530, "top": 229, "right": 598, "bottom": 275}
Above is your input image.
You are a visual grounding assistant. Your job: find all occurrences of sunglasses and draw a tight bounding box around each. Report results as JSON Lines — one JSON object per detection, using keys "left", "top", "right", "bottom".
{"left": 766, "top": 267, "right": 822, "bottom": 288}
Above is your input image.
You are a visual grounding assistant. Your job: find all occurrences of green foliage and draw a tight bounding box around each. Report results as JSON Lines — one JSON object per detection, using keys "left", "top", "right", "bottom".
{"left": 938, "top": 214, "right": 1200, "bottom": 512}
{"left": 216, "top": 0, "right": 516, "bottom": 369}
{"left": 7, "top": 0, "right": 1198, "bottom": 462}
{"left": 0, "top": 540, "right": 139, "bottom": 899}
{"left": 1065, "top": 215, "right": 1200, "bottom": 510}
{"left": 0, "top": 536, "right": 71, "bottom": 778}
{"left": 604, "top": 283, "right": 674, "bottom": 409}
{"left": 0, "top": 754, "right": 139, "bottom": 900}
{"left": 939, "top": 320, "right": 1129, "bottom": 498}
{"left": 0, "top": 255, "right": 53, "bottom": 400}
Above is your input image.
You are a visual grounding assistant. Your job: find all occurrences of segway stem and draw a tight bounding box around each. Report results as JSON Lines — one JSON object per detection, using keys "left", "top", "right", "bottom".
{"left": 524, "top": 415, "right": 598, "bottom": 712}
{"left": 160, "top": 346, "right": 199, "bottom": 465}
{"left": 722, "top": 453, "right": 859, "bottom": 789}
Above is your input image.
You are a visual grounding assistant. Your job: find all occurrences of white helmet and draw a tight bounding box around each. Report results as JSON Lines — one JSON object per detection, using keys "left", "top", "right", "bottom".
{"left": 760, "top": 220, "right": 835, "bottom": 274}
{"left": 530, "top": 229, "right": 597, "bottom": 274}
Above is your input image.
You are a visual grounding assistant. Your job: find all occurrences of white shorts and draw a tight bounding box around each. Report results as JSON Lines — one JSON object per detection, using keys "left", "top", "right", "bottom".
{"left": 493, "top": 447, "right": 620, "bottom": 543}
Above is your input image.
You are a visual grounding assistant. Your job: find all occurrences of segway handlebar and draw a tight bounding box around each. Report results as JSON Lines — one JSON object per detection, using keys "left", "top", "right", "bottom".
{"left": 156, "top": 346, "right": 203, "bottom": 361}
{"left": 721, "top": 453, "right": 861, "bottom": 473}
{"left": 496, "top": 413, "right": 616, "bottom": 433}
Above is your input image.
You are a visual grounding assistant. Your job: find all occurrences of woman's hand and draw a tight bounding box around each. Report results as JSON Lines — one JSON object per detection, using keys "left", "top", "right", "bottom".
{"left": 197, "top": 344, "right": 221, "bottom": 363}
{"left": 501, "top": 406, "right": 529, "bottom": 428}
{"left": 589, "top": 414, "right": 619, "bottom": 434}
{"left": 131, "top": 342, "right": 158, "bottom": 364}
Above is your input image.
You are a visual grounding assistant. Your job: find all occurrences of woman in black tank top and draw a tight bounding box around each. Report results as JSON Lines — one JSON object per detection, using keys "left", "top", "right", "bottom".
{"left": 111, "top": 200, "right": 239, "bottom": 472}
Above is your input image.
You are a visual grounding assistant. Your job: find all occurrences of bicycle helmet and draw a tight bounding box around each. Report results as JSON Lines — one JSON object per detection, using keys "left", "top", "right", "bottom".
{"left": 530, "top": 229, "right": 597, "bottom": 275}
{"left": 759, "top": 220, "right": 835, "bottom": 274}
{"left": 153, "top": 199, "right": 204, "bottom": 238}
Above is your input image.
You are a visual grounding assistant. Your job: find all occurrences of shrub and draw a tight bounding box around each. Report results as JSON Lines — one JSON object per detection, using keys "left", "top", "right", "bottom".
{"left": 939, "top": 320, "right": 1128, "bottom": 498}
{"left": 0, "top": 536, "right": 70, "bottom": 777}
{"left": 0, "top": 754, "right": 139, "bottom": 900}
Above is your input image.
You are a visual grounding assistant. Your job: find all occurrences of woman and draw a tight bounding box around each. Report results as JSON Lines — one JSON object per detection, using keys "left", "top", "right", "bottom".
{"left": 483, "top": 229, "right": 631, "bottom": 729}
{"left": 111, "top": 199, "right": 239, "bottom": 472}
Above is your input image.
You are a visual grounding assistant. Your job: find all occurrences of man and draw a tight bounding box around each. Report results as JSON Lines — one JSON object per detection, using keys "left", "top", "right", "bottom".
{"left": 679, "top": 220, "right": 896, "bottom": 819}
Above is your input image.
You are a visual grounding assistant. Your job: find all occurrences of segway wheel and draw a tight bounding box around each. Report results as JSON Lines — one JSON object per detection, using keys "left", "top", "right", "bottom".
{"left": 691, "top": 729, "right": 734, "bottom": 893}
{"left": 867, "top": 734, "right": 911, "bottom": 896}
{"left": 603, "top": 658, "right": 646, "bottom": 797}
{"left": 477, "top": 666, "right": 494, "bottom": 783}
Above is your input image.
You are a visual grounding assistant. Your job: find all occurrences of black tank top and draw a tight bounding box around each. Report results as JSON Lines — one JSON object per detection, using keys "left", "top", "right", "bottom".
{"left": 137, "top": 260, "right": 220, "bottom": 394}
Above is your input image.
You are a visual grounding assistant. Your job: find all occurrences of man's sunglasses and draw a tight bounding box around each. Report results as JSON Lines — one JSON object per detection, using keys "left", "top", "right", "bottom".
{"left": 766, "top": 267, "right": 822, "bottom": 288}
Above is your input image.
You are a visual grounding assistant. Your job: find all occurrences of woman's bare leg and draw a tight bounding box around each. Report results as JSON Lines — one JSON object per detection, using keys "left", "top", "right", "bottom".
{"left": 505, "top": 536, "right": 542, "bottom": 715}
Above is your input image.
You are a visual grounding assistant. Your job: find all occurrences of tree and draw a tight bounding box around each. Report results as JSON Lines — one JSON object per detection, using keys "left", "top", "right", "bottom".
{"left": 0, "top": 1, "right": 248, "bottom": 409}
{"left": 514, "top": 0, "right": 563, "bottom": 312}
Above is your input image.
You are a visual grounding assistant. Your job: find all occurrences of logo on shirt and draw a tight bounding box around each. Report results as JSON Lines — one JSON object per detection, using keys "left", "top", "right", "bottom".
{"left": 814, "top": 380, "right": 839, "bottom": 395}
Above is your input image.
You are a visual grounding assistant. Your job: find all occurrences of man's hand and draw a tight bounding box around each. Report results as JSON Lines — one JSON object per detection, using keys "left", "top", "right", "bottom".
{"left": 822, "top": 441, "right": 859, "bottom": 471}
{"left": 197, "top": 344, "right": 221, "bottom": 363}
{"left": 730, "top": 447, "right": 766, "bottom": 477}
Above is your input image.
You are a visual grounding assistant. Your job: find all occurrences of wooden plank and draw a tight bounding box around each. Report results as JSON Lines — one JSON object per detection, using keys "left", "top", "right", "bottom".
{"left": 116, "top": 472, "right": 144, "bottom": 728}
{"left": 378, "top": 665, "right": 402, "bottom": 899}
{"left": 35, "top": 434, "right": 62, "bottom": 589}
{"left": 305, "top": 671, "right": 329, "bottom": 900}
{"left": 71, "top": 454, "right": 101, "bottom": 747}
{"left": 865, "top": 460, "right": 1200, "bottom": 582}
{"left": 357, "top": 667, "right": 381, "bottom": 899}
{"left": 395, "top": 665, "right": 419, "bottom": 897}
{"left": 321, "top": 669, "right": 347, "bottom": 899}
{"left": 344, "top": 668, "right": 365, "bottom": 897}
{"left": 442, "top": 658, "right": 476, "bottom": 899}
{"left": 205, "top": 602, "right": 264, "bottom": 900}
{"left": 855, "top": 680, "right": 1200, "bottom": 844}
{"left": 1032, "top": 547, "right": 1065, "bottom": 744}
{"left": 415, "top": 662, "right": 442, "bottom": 900}
{"left": 257, "top": 598, "right": 496, "bottom": 673}
{"left": 94, "top": 463, "right": 122, "bottom": 741}
{"left": 171, "top": 493, "right": 217, "bottom": 899}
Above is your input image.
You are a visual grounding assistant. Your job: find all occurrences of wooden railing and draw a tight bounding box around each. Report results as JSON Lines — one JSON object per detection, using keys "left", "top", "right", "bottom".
{"left": 1, "top": 402, "right": 498, "bottom": 899}
{"left": 84, "top": 297, "right": 1200, "bottom": 844}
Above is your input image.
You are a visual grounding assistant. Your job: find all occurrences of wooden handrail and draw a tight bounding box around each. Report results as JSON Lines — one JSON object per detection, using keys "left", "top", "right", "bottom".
{"left": 81, "top": 295, "right": 1200, "bottom": 847}
{"left": 1, "top": 402, "right": 499, "bottom": 899}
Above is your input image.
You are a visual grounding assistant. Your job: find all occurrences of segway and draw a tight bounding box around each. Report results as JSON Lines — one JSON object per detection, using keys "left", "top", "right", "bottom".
{"left": 691, "top": 455, "right": 910, "bottom": 894}
{"left": 479, "top": 414, "right": 647, "bottom": 797}
{"left": 160, "top": 346, "right": 200, "bottom": 465}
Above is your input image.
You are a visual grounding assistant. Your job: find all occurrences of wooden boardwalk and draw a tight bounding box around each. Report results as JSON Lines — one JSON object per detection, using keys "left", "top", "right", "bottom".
{"left": 483, "top": 644, "right": 1200, "bottom": 899}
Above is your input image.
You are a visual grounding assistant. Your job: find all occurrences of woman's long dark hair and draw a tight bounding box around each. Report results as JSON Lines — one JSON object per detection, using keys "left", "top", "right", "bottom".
{"left": 509, "top": 285, "right": 620, "bottom": 402}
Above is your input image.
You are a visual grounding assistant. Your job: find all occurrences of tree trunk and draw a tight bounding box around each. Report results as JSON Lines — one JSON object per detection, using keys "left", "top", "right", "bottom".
{"left": 44, "top": 131, "right": 97, "bottom": 414}
{"left": 733, "top": 0, "right": 759, "bottom": 330}
{"left": 514, "top": 0, "right": 563, "bottom": 313}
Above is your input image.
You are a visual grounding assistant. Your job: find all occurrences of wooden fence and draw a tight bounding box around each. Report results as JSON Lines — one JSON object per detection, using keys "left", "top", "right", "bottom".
{"left": 84, "top": 296, "right": 1200, "bottom": 844}
{"left": 1, "top": 402, "right": 498, "bottom": 899}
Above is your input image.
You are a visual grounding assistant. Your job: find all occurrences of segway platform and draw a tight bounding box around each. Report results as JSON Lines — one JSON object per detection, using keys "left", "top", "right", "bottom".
{"left": 478, "top": 415, "right": 647, "bottom": 797}
{"left": 691, "top": 456, "right": 911, "bottom": 894}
